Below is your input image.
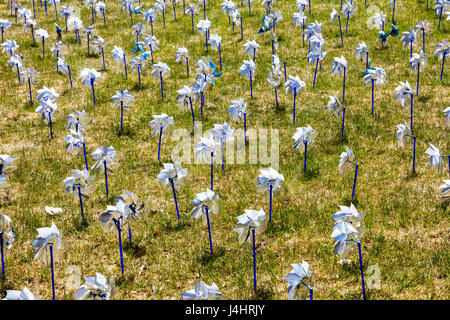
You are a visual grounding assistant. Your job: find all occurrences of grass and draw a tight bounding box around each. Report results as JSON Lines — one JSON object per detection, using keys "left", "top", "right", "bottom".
{"left": 0, "top": 0, "right": 449, "bottom": 300}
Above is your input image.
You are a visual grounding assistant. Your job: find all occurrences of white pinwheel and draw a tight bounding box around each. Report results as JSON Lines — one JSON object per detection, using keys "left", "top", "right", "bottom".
{"left": 395, "top": 81, "right": 414, "bottom": 106}
{"left": 80, "top": 67, "right": 101, "bottom": 104}
{"left": 355, "top": 42, "right": 369, "bottom": 63}
{"left": 338, "top": 146, "right": 355, "bottom": 175}
{"left": 209, "top": 122, "right": 235, "bottom": 170}
{"left": 396, "top": 123, "right": 412, "bottom": 148}
{"left": 0, "top": 213, "right": 15, "bottom": 250}
{"left": 67, "top": 109, "right": 88, "bottom": 134}
{"left": 1, "top": 39, "right": 19, "bottom": 55}
{"left": 190, "top": 189, "right": 220, "bottom": 224}
{"left": 111, "top": 90, "right": 135, "bottom": 113}
{"left": 197, "top": 18, "right": 211, "bottom": 35}
{"left": 444, "top": 107, "right": 450, "bottom": 124}
{"left": 0, "top": 19, "right": 11, "bottom": 42}
{"left": 35, "top": 99, "right": 57, "bottom": 122}
{"left": 425, "top": 143, "right": 445, "bottom": 170}
{"left": 363, "top": 66, "right": 387, "bottom": 87}
{"left": 439, "top": 180, "right": 450, "bottom": 200}
{"left": 244, "top": 40, "right": 259, "bottom": 61}
{"left": 292, "top": 125, "right": 317, "bottom": 149}
{"left": 63, "top": 169, "right": 96, "bottom": 200}
{"left": 157, "top": 162, "right": 187, "bottom": 190}
{"left": 4, "top": 287, "right": 40, "bottom": 300}
{"left": 181, "top": 282, "right": 224, "bottom": 300}
{"left": 31, "top": 222, "right": 62, "bottom": 260}
{"left": 331, "top": 56, "right": 347, "bottom": 76}
{"left": 0, "top": 155, "right": 15, "bottom": 176}
{"left": 256, "top": 167, "right": 284, "bottom": 193}
{"left": 284, "top": 261, "right": 313, "bottom": 300}
{"left": 233, "top": 209, "right": 267, "bottom": 245}
{"left": 91, "top": 146, "right": 117, "bottom": 171}
{"left": 228, "top": 97, "right": 247, "bottom": 122}
{"left": 74, "top": 273, "right": 116, "bottom": 300}
{"left": 372, "top": 11, "right": 386, "bottom": 30}
{"left": 410, "top": 50, "right": 428, "bottom": 71}
{"left": 64, "top": 130, "right": 85, "bottom": 153}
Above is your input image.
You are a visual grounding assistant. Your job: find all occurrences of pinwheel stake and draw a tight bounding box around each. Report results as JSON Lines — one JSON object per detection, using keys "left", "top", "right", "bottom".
{"left": 341, "top": 106, "right": 346, "bottom": 137}
{"left": 218, "top": 44, "right": 222, "bottom": 70}
{"left": 123, "top": 55, "right": 128, "bottom": 80}
{"left": 28, "top": 78, "right": 33, "bottom": 104}
{"left": 0, "top": 232, "right": 5, "bottom": 279}
{"left": 244, "top": 112, "right": 247, "bottom": 141}
{"left": 68, "top": 65, "right": 73, "bottom": 88}
{"left": 274, "top": 86, "right": 279, "bottom": 106}
{"left": 42, "top": 37, "right": 46, "bottom": 58}
{"left": 90, "top": 78, "right": 96, "bottom": 105}
{"left": 137, "top": 66, "right": 141, "bottom": 87}
{"left": 169, "top": 178, "right": 180, "bottom": 220}
{"left": 112, "top": 217, "right": 124, "bottom": 274}
{"left": 49, "top": 244, "right": 56, "bottom": 300}
{"left": 188, "top": 97, "right": 195, "bottom": 127}
{"left": 101, "top": 47, "right": 106, "bottom": 70}
{"left": 392, "top": 0, "right": 396, "bottom": 23}
{"left": 438, "top": 7, "right": 443, "bottom": 31}
{"left": 303, "top": 141, "right": 308, "bottom": 172}
{"left": 49, "top": 112, "right": 54, "bottom": 139}
{"left": 338, "top": 15, "right": 343, "bottom": 46}
{"left": 103, "top": 160, "right": 109, "bottom": 197}
{"left": 312, "top": 58, "right": 319, "bottom": 89}
{"left": 101, "top": 8, "right": 106, "bottom": 26}
{"left": 342, "top": 66, "right": 347, "bottom": 103}
{"left": 158, "top": 126, "right": 163, "bottom": 161}
{"left": 405, "top": 135, "right": 417, "bottom": 173}
{"left": 205, "top": 205, "right": 213, "bottom": 254}
{"left": 77, "top": 185, "right": 85, "bottom": 222}
{"left": 250, "top": 70, "right": 253, "bottom": 98}
{"left": 268, "top": 184, "right": 273, "bottom": 223}
{"left": 416, "top": 63, "right": 420, "bottom": 96}
{"left": 440, "top": 52, "right": 446, "bottom": 82}
{"left": 409, "top": 94, "right": 414, "bottom": 130}
{"left": 252, "top": 227, "right": 256, "bottom": 292}
{"left": 348, "top": 239, "right": 366, "bottom": 300}
{"left": 159, "top": 71, "right": 164, "bottom": 100}
{"left": 210, "top": 151, "right": 214, "bottom": 190}
{"left": 293, "top": 88, "right": 297, "bottom": 124}
{"left": 283, "top": 62, "right": 287, "bottom": 82}
{"left": 186, "top": 56, "right": 190, "bottom": 76}
{"left": 371, "top": 79, "right": 375, "bottom": 116}
{"left": 83, "top": 142, "right": 89, "bottom": 170}
{"left": 202, "top": 0, "right": 206, "bottom": 19}
{"left": 347, "top": 160, "right": 359, "bottom": 199}
{"left": 191, "top": 12, "right": 194, "bottom": 32}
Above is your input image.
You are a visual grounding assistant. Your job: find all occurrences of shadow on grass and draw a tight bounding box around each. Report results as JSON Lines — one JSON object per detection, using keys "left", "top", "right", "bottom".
{"left": 115, "top": 273, "right": 136, "bottom": 287}
{"left": 341, "top": 196, "right": 359, "bottom": 206}
{"left": 0, "top": 278, "right": 15, "bottom": 293}
{"left": 123, "top": 241, "right": 147, "bottom": 258}
{"left": 252, "top": 284, "right": 275, "bottom": 300}
{"left": 274, "top": 102, "right": 286, "bottom": 113}
{"left": 73, "top": 218, "right": 90, "bottom": 232}
{"left": 405, "top": 170, "right": 418, "bottom": 181}
{"left": 198, "top": 246, "right": 226, "bottom": 266}
{"left": 162, "top": 218, "right": 191, "bottom": 233}
{"left": 300, "top": 166, "right": 320, "bottom": 181}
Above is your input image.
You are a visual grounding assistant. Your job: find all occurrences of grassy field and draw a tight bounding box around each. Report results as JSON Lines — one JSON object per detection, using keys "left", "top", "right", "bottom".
{"left": 0, "top": 0, "right": 448, "bottom": 300}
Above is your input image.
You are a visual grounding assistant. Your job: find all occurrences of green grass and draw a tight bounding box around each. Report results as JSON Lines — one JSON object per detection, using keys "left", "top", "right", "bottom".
{"left": 0, "top": 0, "right": 449, "bottom": 300}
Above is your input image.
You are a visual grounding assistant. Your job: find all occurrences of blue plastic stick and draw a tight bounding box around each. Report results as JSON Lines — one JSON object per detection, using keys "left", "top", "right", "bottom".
{"left": 371, "top": 79, "right": 374, "bottom": 116}
{"left": 191, "top": 13, "right": 194, "bottom": 32}
{"left": 160, "top": 71, "right": 164, "bottom": 100}
{"left": 189, "top": 97, "right": 195, "bottom": 128}
{"left": 274, "top": 86, "right": 278, "bottom": 106}
{"left": 416, "top": 63, "right": 420, "bottom": 96}
{"left": 120, "top": 101, "right": 123, "bottom": 132}
{"left": 244, "top": 112, "right": 247, "bottom": 141}
{"left": 313, "top": 58, "right": 319, "bottom": 89}
{"left": 440, "top": 52, "right": 446, "bottom": 81}
{"left": 438, "top": 8, "right": 442, "bottom": 30}
{"left": 42, "top": 37, "right": 45, "bottom": 58}
{"left": 128, "top": 228, "right": 132, "bottom": 244}
{"left": 205, "top": 206, "right": 213, "bottom": 254}
{"left": 219, "top": 43, "right": 222, "bottom": 69}
{"left": 49, "top": 244, "right": 55, "bottom": 300}
{"left": 356, "top": 241, "right": 366, "bottom": 299}
{"left": 293, "top": 88, "right": 297, "bottom": 124}
{"left": 341, "top": 106, "right": 346, "bottom": 137}
{"left": 269, "top": 184, "right": 273, "bottom": 223}
{"left": 113, "top": 218, "right": 124, "bottom": 274}
{"left": 303, "top": 140, "right": 308, "bottom": 172}
{"left": 338, "top": 15, "right": 343, "bottom": 45}
{"left": 210, "top": 152, "right": 214, "bottom": 190}
{"left": 410, "top": 94, "right": 414, "bottom": 130}
{"left": 49, "top": 112, "right": 53, "bottom": 139}
{"left": 158, "top": 126, "right": 163, "bottom": 161}
{"left": 138, "top": 66, "right": 141, "bottom": 87}
{"left": 186, "top": 56, "right": 189, "bottom": 76}
{"left": 221, "top": 139, "right": 224, "bottom": 171}
{"left": 240, "top": 17, "right": 243, "bottom": 40}
{"left": 91, "top": 78, "right": 96, "bottom": 105}
{"left": 169, "top": 177, "right": 180, "bottom": 220}
{"left": 252, "top": 227, "right": 256, "bottom": 293}
{"left": 83, "top": 142, "right": 89, "bottom": 170}
{"left": 87, "top": 33, "right": 90, "bottom": 55}
{"left": 348, "top": 161, "right": 358, "bottom": 199}
{"left": 343, "top": 67, "right": 346, "bottom": 103}
{"left": 77, "top": 185, "right": 85, "bottom": 222}
{"left": 124, "top": 55, "right": 128, "bottom": 79}
{"left": 103, "top": 160, "right": 109, "bottom": 197}
{"left": 68, "top": 65, "right": 73, "bottom": 88}
{"left": 283, "top": 62, "right": 287, "bottom": 81}
{"left": 1, "top": 233, "right": 4, "bottom": 279}
{"left": 392, "top": 0, "right": 396, "bottom": 22}
{"left": 203, "top": 0, "right": 206, "bottom": 19}
{"left": 28, "top": 78, "right": 33, "bottom": 104}
{"left": 101, "top": 47, "right": 105, "bottom": 70}
{"left": 345, "top": 15, "right": 349, "bottom": 35}
{"left": 405, "top": 135, "right": 417, "bottom": 173}
{"left": 102, "top": 9, "right": 106, "bottom": 26}
{"left": 249, "top": 71, "right": 253, "bottom": 97}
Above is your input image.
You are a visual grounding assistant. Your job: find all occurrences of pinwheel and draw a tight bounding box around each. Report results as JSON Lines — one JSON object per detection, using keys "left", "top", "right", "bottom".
{"left": 65, "top": 129, "right": 89, "bottom": 170}
{"left": 292, "top": 125, "right": 317, "bottom": 172}
{"left": 129, "top": 54, "right": 147, "bottom": 87}
{"left": 181, "top": 282, "right": 224, "bottom": 300}
{"left": 262, "top": 0, "right": 274, "bottom": 15}
{"left": 410, "top": 50, "right": 428, "bottom": 96}
{"left": 148, "top": 113, "right": 174, "bottom": 161}
{"left": 434, "top": 40, "right": 449, "bottom": 81}
{"left": 233, "top": 209, "right": 266, "bottom": 292}
{"left": 208, "top": 34, "right": 223, "bottom": 69}
{"left": 18, "top": 67, "right": 39, "bottom": 103}
{"left": 50, "top": 41, "right": 66, "bottom": 73}
{"left": 18, "top": 8, "right": 31, "bottom": 24}
{"left": 0, "top": 170, "right": 11, "bottom": 199}
{"left": 341, "top": 2, "right": 356, "bottom": 35}
{"left": 31, "top": 222, "right": 62, "bottom": 300}
{"left": 244, "top": 40, "right": 259, "bottom": 62}
{"left": 401, "top": 29, "right": 417, "bottom": 59}
{"left": 94, "top": 2, "right": 106, "bottom": 26}
{"left": 35, "top": 28, "right": 49, "bottom": 58}
{"left": 258, "top": 14, "right": 274, "bottom": 34}
{"left": 7, "top": 53, "right": 22, "bottom": 83}
{"left": 36, "top": 86, "right": 59, "bottom": 103}
{"left": 151, "top": 62, "right": 170, "bottom": 100}
{"left": 2, "top": 39, "right": 19, "bottom": 56}
{"left": 415, "top": 20, "right": 432, "bottom": 52}
{"left": 190, "top": 189, "right": 220, "bottom": 254}
{"left": 296, "top": 0, "right": 309, "bottom": 14}
{"left": 35, "top": 100, "right": 57, "bottom": 139}
{"left": 444, "top": 107, "right": 450, "bottom": 124}
{"left": 59, "top": 5, "right": 73, "bottom": 31}
{"left": 143, "top": 9, "right": 157, "bottom": 35}
{"left": 63, "top": 168, "right": 96, "bottom": 222}
{"left": 0, "top": 19, "right": 11, "bottom": 42}
{"left": 222, "top": 0, "right": 236, "bottom": 24}
{"left": 395, "top": 81, "right": 415, "bottom": 129}
{"left": 284, "top": 261, "right": 313, "bottom": 300}
{"left": 426, "top": 143, "right": 450, "bottom": 174}
{"left": 89, "top": 37, "right": 105, "bottom": 70}
{"left": 439, "top": 180, "right": 450, "bottom": 201}
{"left": 67, "top": 110, "right": 88, "bottom": 140}
{"left": 256, "top": 167, "right": 284, "bottom": 223}
{"left": 80, "top": 68, "right": 101, "bottom": 105}
{"left": 55, "top": 58, "right": 72, "bottom": 86}
{"left": 390, "top": 0, "right": 397, "bottom": 22}
{"left": 157, "top": 161, "right": 187, "bottom": 220}
{"left": 187, "top": 3, "right": 199, "bottom": 32}
{"left": 132, "top": 22, "right": 145, "bottom": 42}
{"left": 266, "top": 55, "right": 282, "bottom": 107}
{"left": 195, "top": 136, "right": 220, "bottom": 190}
{"left": 372, "top": 11, "right": 386, "bottom": 31}
{"left": 74, "top": 273, "right": 116, "bottom": 300}
{"left": 339, "top": 146, "right": 359, "bottom": 199}
{"left": 240, "top": 60, "right": 256, "bottom": 98}
{"left": 176, "top": 85, "right": 196, "bottom": 126}
{"left": 0, "top": 213, "right": 14, "bottom": 279}
{"left": 155, "top": 0, "right": 166, "bottom": 28}
{"left": 331, "top": 56, "right": 347, "bottom": 102}
{"left": 330, "top": 8, "right": 343, "bottom": 46}
{"left": 111, "top": 90, "right": 135, "bottom": 132}
{"left": 396, "top": 123, "right": 416, "bottom": 172}
{"left": 434, "top": 0, "right": 448, "bottom": 30}
{"left": 112, "top": 46, "right": 128, "bottom": 79}
{"left": 362, "top": 63, "right": 387, "bottom": 116}
{"left": 116, "top": 190, "right": 144, "bottom": 243}
{"left": 143, "top": 35, "right": 159, "bottom": 64}
{"left": 4, "top": 287, "right": 40, "bottom": 300}
{"left": 13, "top": 2, "right": 21, "bottom": 22}
{"left": 175, "top": 47, "right": 189, "bottom": 76}
{"left": 82, "top": 25, "right": 95, "bottom": 55}
{"left": 245, "top": 0, "right": 254, "bottom": 15}
{"left": 210, "top": 123, "right": 235, "bottom": 171}
{"left": 91, "top": 145, "right": 118, "bottom": 197}
{"left": 0, "top": 155, "right": 15, "bottom": 177}
{"left": 293, "top": 11, "right": 307, "bottom": 46}
{"left": 197, "top": 19, "right": 212, "bottom": 52}
{"left": 228, "top": 97, "right": 248, "bottom": 140}
{"left": 307, "top": 47, "right": 326, "bottom": 89}
{"left": 49, "top": 0, "right": 60, "bottom": 20}
{"left": 22, "top": 18, "right": 36, "bottom": 45}
{"left": 284, "top": 75, "right": 306, "bottom": 124}
{"left": 120, "top": 0, "right": 136, "bottom": 25}
{"left": 191, "top": 77, "right": 208, "bottom": 118}
{"left": 68, "top": 16, "right": 83, "bottom": 45}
